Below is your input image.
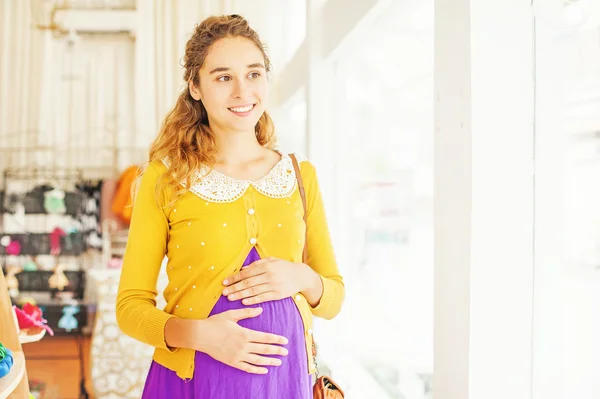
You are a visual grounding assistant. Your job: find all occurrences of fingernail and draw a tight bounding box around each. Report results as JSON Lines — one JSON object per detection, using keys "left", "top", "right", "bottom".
{"left": 223, "top": 279, "right": 229, "bottom": 285}
{"left": 223, "top": 289, "right": 229, "bottom": 295}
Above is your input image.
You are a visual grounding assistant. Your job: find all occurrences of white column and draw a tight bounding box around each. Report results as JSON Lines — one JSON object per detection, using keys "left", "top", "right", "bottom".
{"left": 433, "top": 0, "right": 472, "bottom": 396}
{"left": 434, "top": 1, "right": 535, "bottom": 398}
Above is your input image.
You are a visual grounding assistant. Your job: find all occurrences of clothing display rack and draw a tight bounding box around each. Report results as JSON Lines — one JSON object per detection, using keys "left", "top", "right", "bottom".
{"left": 0, "top": 167, "right": 91, "bottom": 399}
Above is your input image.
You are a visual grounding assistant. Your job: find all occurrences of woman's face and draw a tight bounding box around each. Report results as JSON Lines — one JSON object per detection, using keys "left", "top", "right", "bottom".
{"left": 193, "top": 37, "right": 268, "bottom": 135}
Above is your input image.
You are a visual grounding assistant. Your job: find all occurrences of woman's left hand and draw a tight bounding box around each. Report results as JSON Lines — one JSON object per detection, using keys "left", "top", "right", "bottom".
{"left": 222, "top": 258, "right": 316, "bottom": 305}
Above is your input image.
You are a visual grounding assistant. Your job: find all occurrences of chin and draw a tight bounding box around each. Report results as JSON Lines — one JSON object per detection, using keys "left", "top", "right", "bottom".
{"left": 227, "top": 120, "right": 261, "bottom": 134}
{"left": 231, "top": 114, "right": 263, "bottom": 128}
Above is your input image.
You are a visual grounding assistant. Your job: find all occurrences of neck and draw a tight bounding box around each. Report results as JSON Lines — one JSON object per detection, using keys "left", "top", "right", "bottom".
{"left": 212, "top": 127, "right": 266, "bottom": 164}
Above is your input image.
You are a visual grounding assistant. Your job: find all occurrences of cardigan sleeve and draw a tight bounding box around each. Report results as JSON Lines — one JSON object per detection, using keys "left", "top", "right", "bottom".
{"left": 115, "top": 160, "right": 177, "bottom": 352}
{"left": 301, "top": 160, "right": 345, "bottom": 320}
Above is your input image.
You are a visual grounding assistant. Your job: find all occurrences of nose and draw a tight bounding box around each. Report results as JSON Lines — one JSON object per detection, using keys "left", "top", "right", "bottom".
{"left": 232, "top": 78, "right": 249, "bottom": 99}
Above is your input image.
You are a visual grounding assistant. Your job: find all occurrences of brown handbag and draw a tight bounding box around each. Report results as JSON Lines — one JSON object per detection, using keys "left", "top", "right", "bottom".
{"left": 289, "top": 154, "right": 345, "bottom": 399}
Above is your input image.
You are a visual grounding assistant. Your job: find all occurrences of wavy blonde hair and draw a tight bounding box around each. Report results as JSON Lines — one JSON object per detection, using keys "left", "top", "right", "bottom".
{"left": 141, "top": 14, "right": 276, "bottom": 206}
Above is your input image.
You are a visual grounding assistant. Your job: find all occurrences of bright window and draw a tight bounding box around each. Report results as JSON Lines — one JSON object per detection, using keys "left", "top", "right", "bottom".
{"left": 326, "top": 2, "right": 434, "bottom": 397}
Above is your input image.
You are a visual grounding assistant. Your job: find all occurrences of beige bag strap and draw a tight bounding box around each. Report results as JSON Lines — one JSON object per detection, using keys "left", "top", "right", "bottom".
{"left": 289, "top": 153, "right": 307, "bottom": 264}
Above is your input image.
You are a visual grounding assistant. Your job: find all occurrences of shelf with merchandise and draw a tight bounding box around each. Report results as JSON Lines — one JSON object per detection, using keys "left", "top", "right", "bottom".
{"left": 0, "top": 232, "right": 86, "bottom": 256}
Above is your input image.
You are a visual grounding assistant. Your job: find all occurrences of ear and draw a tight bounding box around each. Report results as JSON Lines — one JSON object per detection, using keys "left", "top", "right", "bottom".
{"left": 189, "top": 80, "right": 201, "bottom": 101}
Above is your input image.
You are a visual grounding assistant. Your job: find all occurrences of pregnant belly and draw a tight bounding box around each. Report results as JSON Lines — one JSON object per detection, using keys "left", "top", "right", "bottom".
{"left": 208, "top": 292, "right": 304, "bottom": 338}
{"left": 190, "top": 248, "right": 311, "bottom": 397}
{"left": 201, "top": 248, "right": 308, "bottom": 370}
{"left": 208, "top": 247, "right": 305, "bottom": 337}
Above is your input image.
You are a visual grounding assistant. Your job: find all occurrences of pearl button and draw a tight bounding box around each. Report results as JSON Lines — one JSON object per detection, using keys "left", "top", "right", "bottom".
{"left": 175, "top": 288, "right": 178, "bottom": 291}
{"left": 249, "top": 238, "right": 257, "bottom": 245}
{"left": 307, "top": 329, "right": 312, "bottom": 335}
{"left": 188, "top": 266, "right": 192, "bottom": 269}
{"left": 223, "top": 223, "right": 227, "bottom": 227}
{"left": 248, "top": 208, "right": 255, "bottom": 215}
{"left": 193, "top": 285, "right": 196, "bottom": 289}
{"left": 201, "top": 242, "right": 205, "bottom": 246}
{"left": 209, "top": 265, "right": 215, "bottom": 270}
{"left": 176, "top": 305, "right": 179, "bottom": 309}
{"left": 295, "top": 294, "right": 301, "bottom": 302}
{"left": 173, "top": 209, "right": 177, "bottom": 212}
{"left": 278, "top": 224, "right": 282, "bottom": 227}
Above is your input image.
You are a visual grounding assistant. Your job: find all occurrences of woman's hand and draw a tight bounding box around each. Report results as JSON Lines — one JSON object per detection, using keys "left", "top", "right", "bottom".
{"left": 192, "top": 307, "right": 289, "bottom": 374}
{"left": 222, "top": 257, "right": 322, "bottom": 306}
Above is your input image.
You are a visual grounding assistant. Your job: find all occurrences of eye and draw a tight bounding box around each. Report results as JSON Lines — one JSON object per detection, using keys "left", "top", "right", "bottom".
{"left": 249, "top": 72, "right": 261, "bottom": 79}
{"left": 217, "top": 75, "right": 232, "bottom": 82}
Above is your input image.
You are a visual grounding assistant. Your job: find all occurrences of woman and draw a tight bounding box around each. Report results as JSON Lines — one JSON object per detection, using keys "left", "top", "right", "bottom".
{"left": 116, "top": 14, "right": 345, "bottom": 398}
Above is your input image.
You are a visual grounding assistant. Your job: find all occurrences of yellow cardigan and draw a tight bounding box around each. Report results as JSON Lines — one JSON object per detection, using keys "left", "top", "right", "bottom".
{"left": 116, "top": 154, "right": 345, "bottom": 380}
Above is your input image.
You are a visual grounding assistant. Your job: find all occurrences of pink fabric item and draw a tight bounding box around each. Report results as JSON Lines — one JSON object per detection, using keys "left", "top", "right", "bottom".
{"left": 6, "top": 240, "right": 21, "bottom": 255}
{"left": 13, "top": 303, "right": 54, "bottom": 336}
{"left": 49, "top": 227, "right": 66, "bottom": 256}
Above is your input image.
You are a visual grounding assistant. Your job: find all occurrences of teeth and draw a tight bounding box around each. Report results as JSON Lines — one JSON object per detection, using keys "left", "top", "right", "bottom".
{"left": 230, "top": 105, "right": 253, "bottom": 113}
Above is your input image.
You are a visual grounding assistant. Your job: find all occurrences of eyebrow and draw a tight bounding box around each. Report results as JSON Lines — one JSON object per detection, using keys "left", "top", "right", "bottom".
{"left": 208, "top": 63, "right": 265, "bottom": 75}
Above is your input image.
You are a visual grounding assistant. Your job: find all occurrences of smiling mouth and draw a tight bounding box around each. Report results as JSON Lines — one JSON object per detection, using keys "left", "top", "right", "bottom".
{"left": 228, "top": 104, "right": 255, "bottom": 113}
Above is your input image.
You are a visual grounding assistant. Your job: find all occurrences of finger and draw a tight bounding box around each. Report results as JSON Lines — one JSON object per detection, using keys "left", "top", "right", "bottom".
{"left": 246, "top": 328, "right": 289, "bottom": 345}
{"left": 247, "top": 343, "right": 289, "bottom": 357}
{"left": 226, "top": 307, "right": 263, "bottom": 322}
{"left": 223, "top": 274, "right": 269, "bottom": 296}
{"left": 248, "top": 257, "right": 277, "bottom": 268}
{"left": 241, "top": 291, "right": 279, "bottom": 305}
{"left": 226, "top": 283, "right": 271, "bottom": 301}
{"left": 244, "top": 353, "right": 282, "bottom": 367}
{"left": 223, "top": 265, "right": 265, "bottom": 286}
{"left": 235, "top": 362, "right": 269, "bottom": 374}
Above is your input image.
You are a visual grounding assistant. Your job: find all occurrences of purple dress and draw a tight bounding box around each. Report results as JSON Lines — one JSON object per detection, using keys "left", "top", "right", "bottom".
{"left": 142, "top": 248, "right": 312, "bottom": 398}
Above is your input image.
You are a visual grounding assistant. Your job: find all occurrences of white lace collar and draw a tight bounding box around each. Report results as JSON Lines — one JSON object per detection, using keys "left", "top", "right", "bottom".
{"left": 162, "top": 153, "right": 307, "bottom": 203}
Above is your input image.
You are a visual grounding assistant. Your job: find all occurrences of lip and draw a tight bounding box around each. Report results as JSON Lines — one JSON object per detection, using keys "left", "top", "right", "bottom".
{"left": 229, "top": 103, "right": 255, "bottom": 110}
{"left": 228, "top": 103, "right": 256, "bottom": 116}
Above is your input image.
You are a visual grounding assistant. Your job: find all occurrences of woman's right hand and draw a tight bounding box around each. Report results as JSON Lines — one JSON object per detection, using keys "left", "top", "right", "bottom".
{"left": 193, "top": 307, "right": 289, "bottom": 374}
